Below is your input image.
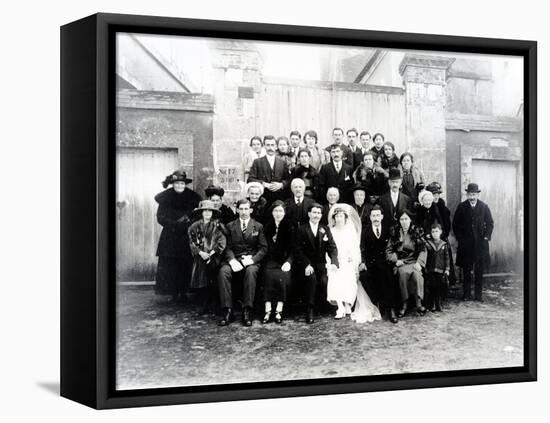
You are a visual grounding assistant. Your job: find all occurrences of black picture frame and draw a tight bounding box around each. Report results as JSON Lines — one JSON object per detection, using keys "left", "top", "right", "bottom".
{"left": 60, "top": 12, "right": 537, "bottom": 409}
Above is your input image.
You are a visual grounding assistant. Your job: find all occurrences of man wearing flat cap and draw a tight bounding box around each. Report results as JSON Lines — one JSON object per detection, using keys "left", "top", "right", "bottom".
{"left": 452, "top": 183, "right": 494, "bottom": 301}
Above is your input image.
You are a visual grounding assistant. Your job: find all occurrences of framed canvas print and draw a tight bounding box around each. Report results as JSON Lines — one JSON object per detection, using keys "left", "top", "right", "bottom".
{"left": 60, "top": 13, "right": 537, "bottom": 409}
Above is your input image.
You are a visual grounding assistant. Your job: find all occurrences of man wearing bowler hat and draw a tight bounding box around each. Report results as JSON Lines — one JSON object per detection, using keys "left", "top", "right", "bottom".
{"left": 452, "top": 183, "right": 494, "bottom": 301}
{"left": 378, "top": 168, "right": 412, "bottom": 227}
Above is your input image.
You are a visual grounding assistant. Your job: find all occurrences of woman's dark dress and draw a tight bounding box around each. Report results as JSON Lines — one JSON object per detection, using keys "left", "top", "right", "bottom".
{"left": 290, "top": 164, "right": 320, "bottom": 200}
{"left": 249, "top": 196, "right": 268, "bottom": 224}
{"left": 154, "top": 188, "right": 201, "bottom": 297}
{"left": 263, "top": 218, "right": 294, "bottom": 302}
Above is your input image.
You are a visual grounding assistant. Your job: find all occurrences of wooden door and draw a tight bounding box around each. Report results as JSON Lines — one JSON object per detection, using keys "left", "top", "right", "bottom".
{"left": 116, "top": 147, "right": 178, "bottom": 281}
{"left": 471, "top": 159, "right": 520, "bottom": 273}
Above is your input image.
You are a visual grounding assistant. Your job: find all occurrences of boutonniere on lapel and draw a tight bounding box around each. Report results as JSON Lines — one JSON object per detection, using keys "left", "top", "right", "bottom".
{"left": 344, "top": 171, "right": 350, "bottom": 181}
{"left": 319, "top": 228, "right": 326, "bottom": 234}
{"left": 251, "top": 228, "right": 259, "bottom": 236}
{"left": 322, "top": 235, "right": 329, "bottom": 242}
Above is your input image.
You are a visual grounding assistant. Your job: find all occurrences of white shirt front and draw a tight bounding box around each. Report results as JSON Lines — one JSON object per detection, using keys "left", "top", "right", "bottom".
{"left": 266, "top": 154, "right": 275, "bottom": 169}
{"left": 240, "top": 218, "right": 250, "bottom": 231}
{"left": 391, "top": 191, "right": 399, "bottom": 207}
{"left": 294, "top": 196, "right": 303, "bottom": 205}
{"left": 334, "top": 161, "right": 342, "bottom": 173}
{"left": 309, "top": 221, "right": 319, "bottom": 237}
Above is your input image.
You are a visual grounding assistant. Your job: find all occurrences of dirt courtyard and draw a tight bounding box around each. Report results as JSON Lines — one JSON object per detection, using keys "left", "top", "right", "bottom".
{"left": 116, "top": 278, "right": 524, "bottom": 390}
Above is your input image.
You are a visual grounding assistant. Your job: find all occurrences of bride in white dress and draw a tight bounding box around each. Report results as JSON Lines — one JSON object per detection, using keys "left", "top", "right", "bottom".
{"left": 326, "top": 204, "right": 381, "bottom": 323}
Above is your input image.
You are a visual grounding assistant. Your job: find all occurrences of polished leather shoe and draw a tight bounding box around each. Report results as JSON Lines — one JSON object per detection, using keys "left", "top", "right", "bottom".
{"left": 242, "top": 307, "right": 253, "bottom": 327}
{"left": 389, "top": 309, "right": 398, "bottom": 324}
{"left": 218, "top": 308, "right": 234, "bottom": 326}
{"left": 306, "top": 307, "right": 315, "bottom": 324}
{"left": 416, "top": 306, "right": 427, "bottom": 316}
{"left": 262, "top": 311, "right": 271, "bottom": 324}
{"left": 274, "top": 311, "right": 283, "bottom": 324}
{"left": 398, "top": 306, "right": 407, "bottom": 318}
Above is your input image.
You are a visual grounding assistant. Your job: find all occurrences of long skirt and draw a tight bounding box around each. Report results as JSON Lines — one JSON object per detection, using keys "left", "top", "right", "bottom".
{"left": 190, "top": 256, "right": 221, "bottom": 289}
{"left": 155, "top": 256, "right": 191, "bottom": 297}
{"left": 263, "top": 260, "right": 291, "bottom": 302}
{"left": 327, "top": 262, "right": 358, "bottom": 305}
{"left": 396, "top": 263, "right": 424, "bottom": 301}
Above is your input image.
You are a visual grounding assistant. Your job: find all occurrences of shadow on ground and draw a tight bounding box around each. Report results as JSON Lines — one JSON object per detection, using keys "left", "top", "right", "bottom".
{"left": 116, "top": 277, "right": 524, "bottom": 390}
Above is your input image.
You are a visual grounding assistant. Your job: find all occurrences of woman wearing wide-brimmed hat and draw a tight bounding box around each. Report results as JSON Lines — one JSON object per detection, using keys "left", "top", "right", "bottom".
{"left": 154, "top": 170, "right": 201, "bottom": 302}
{"left": 188, "top": 200, "right": 227, "bottom": 313}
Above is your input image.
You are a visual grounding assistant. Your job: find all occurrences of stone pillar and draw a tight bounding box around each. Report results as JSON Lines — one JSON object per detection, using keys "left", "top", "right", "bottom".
{"left": 209, "top": 41, "right": 263, "bottom": 202}
{"left": 399, "top": 54, "right": 455, "bottom": 192}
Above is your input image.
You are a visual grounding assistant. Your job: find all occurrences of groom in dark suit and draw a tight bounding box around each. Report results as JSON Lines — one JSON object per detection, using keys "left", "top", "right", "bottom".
{"left": 359, "top": 205, "right": 399, "bottom": 323}
{"left": 217, "top": 199, "right": 268, "bottom": 327}
{"left": 294, "top": 202, "right": 339, "bottom": 323}
{"left": 248, "top": 135, "right": 290, "bottom": 207}
{"left": 379, "top": 168, "right": 412, "bottom": 226}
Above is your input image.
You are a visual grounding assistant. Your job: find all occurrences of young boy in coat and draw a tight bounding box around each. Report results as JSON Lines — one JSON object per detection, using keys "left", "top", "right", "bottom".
{"left": 425, "top": 223, "right": 450, "bottom": 312}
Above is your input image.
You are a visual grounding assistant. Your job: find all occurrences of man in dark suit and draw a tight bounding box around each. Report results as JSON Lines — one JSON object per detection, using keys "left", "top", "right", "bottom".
{"left": 325, "top": 127, "right": 353, "bottom": 168}
{"left": 217, "top": 199, "right": 268, "bottom": 326}
{"left": 379, "top": 168, "right": 412, "bottom": 227}
{"left": 248, "top": 135, "right": 290, "bottom": 207}
{"left": 318, "top": 144, "right": 354, "bottom": 204}
{"left": 346, "top": 128, "right": 364, "bottom": 171}
{"left": 294, "top": 203, "right": 339, "bottom": 323}
{"left": 283, "top": 178, "right": 314, "bottom": 230}
{"left": 359, "top": 205, "right": 398, "bottom": 323}
{"left": 452, "top": 183, "right": 494, "bottom": 301}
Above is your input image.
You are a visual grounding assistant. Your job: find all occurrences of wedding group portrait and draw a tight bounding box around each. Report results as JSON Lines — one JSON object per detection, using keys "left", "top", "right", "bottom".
{"left": 114, "top": 31, "right": 525, "bottom": 390}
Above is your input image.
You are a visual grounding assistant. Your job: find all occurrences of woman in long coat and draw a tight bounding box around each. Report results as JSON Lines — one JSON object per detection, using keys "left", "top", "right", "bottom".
{"left": 245, "top": 181, "right": 268, "bottom": 224}
{"left": 380, "top": 141, "right": 400, "bottom": 176}
{"left": 352, "top": 151, "right": 387, "bottom": 196}
{"left": 188, "top": 200, "right": 227, "bottom": 313}
{"left": 204, "top": 184, "right": 236, "bottom": 226}
{"left": 415, "top": 190, "right": 443, "bottom": 239}
{"left": 399, "top": 152, "right": 425, "bottom": 201}
{"left": 262, "top": 200, "right": 294, "bottom": 324}
{"left": 386, "top": 209, "right": 428, "bottom": 317}
{"left": 155, "top": 170, "right": 201, "bottom": 301}
{"left": 304, "top": 130, "right": 329, "bottom": 171}
{"left": 290, "top": 148, "right": 320, "bottom": 200}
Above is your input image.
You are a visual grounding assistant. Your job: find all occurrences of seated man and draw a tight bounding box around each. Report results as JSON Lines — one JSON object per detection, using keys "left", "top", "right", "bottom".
{"left": 359, "top": 205, "right": 398, "bottom": 323}
{"left": 294, "top": 202, "right": 339, "bottom": 324}
{"left": 217, "top": 199, "right": 267, "bottom": 327}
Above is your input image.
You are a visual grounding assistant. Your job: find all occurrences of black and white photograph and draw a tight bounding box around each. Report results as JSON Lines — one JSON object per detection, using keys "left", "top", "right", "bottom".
{"left": 114, "top": 32, "right": 526, "bottom": 390}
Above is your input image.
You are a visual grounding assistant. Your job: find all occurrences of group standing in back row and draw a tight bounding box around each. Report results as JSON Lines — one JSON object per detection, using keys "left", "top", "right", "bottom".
{"left": 153, "top": 127, "right": 494, "bottom": 326}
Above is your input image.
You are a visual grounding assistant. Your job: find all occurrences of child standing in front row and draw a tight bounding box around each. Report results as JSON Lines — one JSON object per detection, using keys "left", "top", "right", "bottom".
{"left": 425, "top": 223, "right": 450, "bottom": 312}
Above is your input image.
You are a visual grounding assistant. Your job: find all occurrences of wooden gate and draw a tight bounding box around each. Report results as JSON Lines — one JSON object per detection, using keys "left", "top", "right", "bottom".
{"left": 471, "top": 158, "right": 521, "bottom": 272}
{"left": 116, "top": 147, "right": 178, "bottom": 281}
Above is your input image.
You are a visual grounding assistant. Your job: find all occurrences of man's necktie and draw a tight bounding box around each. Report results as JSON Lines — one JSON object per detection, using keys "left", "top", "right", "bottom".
{"left": 241, "top": 221, "right": 246, "bottom": 233}
{"left": 376, "top": 227, "right": 380, "bottom": 238}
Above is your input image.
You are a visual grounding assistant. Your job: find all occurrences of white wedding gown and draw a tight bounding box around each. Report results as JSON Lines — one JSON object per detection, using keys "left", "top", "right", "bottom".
{"left": 326, "top": 204, "right": 382, "bottom": 324}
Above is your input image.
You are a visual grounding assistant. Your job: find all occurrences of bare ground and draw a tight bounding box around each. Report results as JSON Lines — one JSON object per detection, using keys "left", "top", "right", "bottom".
{"left": 116, "top": 278, "right": 524, "bottom": 390}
